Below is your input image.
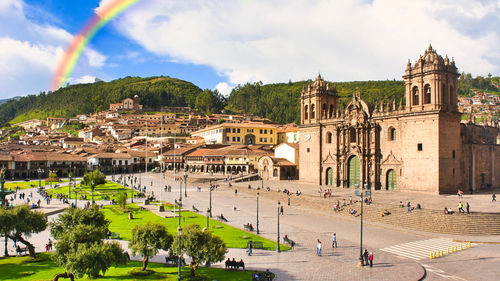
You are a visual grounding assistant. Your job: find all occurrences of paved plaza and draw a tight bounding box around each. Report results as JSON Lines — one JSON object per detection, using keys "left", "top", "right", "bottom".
{"left": 2, "top": 173, "right": 500, "bottom": 280}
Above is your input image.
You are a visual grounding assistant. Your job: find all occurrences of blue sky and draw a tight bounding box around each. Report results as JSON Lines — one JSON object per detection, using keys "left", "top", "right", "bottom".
{"left": 1, "top": 0, "right": 499, "bottom": 99}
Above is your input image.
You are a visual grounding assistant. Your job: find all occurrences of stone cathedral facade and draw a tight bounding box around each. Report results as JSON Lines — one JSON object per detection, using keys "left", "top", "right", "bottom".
{"left": 299, "top": 46, "right": 500, "bottom": 194}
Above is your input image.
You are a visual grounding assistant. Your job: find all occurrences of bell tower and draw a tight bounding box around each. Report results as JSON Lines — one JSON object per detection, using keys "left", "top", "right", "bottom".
{"left": 300, "top": 74, "right": 339, "bottom": 125}
{"left": 403, "top": 45, "right": 459, "bottom": 112}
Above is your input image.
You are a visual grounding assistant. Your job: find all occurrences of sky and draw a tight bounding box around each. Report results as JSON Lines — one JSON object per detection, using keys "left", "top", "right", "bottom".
{"left": 0, "top": 0, "right": 499, "bottom": 99}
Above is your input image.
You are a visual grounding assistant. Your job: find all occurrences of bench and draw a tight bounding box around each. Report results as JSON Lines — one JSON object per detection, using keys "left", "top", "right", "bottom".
{"left": 109, "top": 232, "right": 120, "bottom": 239}
{"left": 225, "top": 259, "right": 245, "bottom": 270}
{"left": 216, "top": 215, "right": 228, "bottom": 222}
{"left": 165, "top": 255, "right": 186, "bottom": 266}
{"left": 284, "top": 236, "right": 296, "bottom": 247}
{"left": 192, "top": 205, "right": 200, "bottom": 212}
{"left": 251, "top": 241, "right": 263, "bottom": 249}
{"left": 16, "top": 247, "right": 28, "bottom": 256}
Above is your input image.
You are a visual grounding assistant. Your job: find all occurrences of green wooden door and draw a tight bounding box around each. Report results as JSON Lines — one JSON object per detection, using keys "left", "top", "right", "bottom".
{"left": 347, "top": 156, "right": 360, "bottom": 187}
{"left": 386, "top": 169, "right": 397, "bottom": 190}
{"left": 326, "top": 168, "right": 334, "bottom": 186}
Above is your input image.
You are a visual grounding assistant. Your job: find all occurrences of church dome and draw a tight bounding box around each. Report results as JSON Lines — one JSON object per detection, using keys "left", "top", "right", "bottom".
{"left": 422, "top": 44, "right": 444, "bottom": 65}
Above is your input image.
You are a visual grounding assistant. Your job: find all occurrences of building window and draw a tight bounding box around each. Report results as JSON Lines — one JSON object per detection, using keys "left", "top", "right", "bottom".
{"left": 232, "top": 128, "right": 236, "bottom": 133}
{"left": 264, "top": 129, "right": 267, "bottom": 134}
{"left": 418, "top": 143, "right": 423, "bottom": 151}
{"left": 237, "top": 128, "right": 241, "bottom": 133}
{"left": 259, "top": 138, "right": 262, "bottom": 142}
{"left": 260, "top": 129, "right": 262, "bottom": 134}
{"left": 424, "top": 84, "right": 431, "bottom": 104}
{"left": 237, "top": 137, "right": 240, "bottom": 142}
{"left": 389, "top": 127, "right": 396, "bottom": 141}
{"left": 270, "top": 130, "right": 273, "bottom": 134}
{"left": 307, "top": 148, "right": 310, "bottom": 152}
{"left": 452, "top": 150, "right": 455, "bottom": 159}
{"left": 232, "top": 137, "right": 236, "bottom": 141}
{"left": 226, "top": 137, "right": 229, "bottom": 141}
{"left": 412, "top": 86, "right": 419, "bottom": 106}
{"left": 349, "top": 128, "right": 356, "bottom": 143}
{"left": 311, "top": 104, "right": 315, "bottom": 119}
{"left": 270, "top": 138, "right": 273, "bottom": 143}
{"left": 326, "top": 132, "right": 332, "bottom": 144}
{"left": 304, "top": 105, "right": 308, "bottom": 120}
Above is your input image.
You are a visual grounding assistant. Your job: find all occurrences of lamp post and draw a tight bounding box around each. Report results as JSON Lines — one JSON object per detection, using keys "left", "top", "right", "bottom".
{"left": 206, "top": 208, "right": 210, "bottom": 231}
{"left": 356, "top": 183, "right": 364, "bottom": 266}
{"left": 177, "top": 225, "right": 182, "bottom": 281}
{"left": 37, "top": 167, "right": 42, "bottom": 189}
{"left": 209, "top": 182, "right": 212, "bottom": 218}
{"left": 256, "top": 192, "right": 260, "bottom": 234}
{"left": 183, "top": 172, "right": 188, "bottom": 198}
{"left": 276, "top": 201, "right": 281, "bottom": 252}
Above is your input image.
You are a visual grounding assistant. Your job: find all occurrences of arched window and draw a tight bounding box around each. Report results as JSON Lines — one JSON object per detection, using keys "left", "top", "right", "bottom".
{"left": 424, "top": 84, "right": 431, "bottom": 104}
{"left": 412, "top": 86, "right": 419, "bottom": 106}
{"left": 349, "top": 128, "right": 356, "bottom": 143}
{"left": 449, "top": 86, "right": 454, "bottom": 105}
{"left": 329, "top": 104, "right": 334, "bottom": 118}
{"left": 304, "top": 105, "right": 308, "bottom": 120}
{"left": 322, "top": 103, "right": 327, "bottom": 118}
{"left": 310, "top": 104, "right": 315, "bottom": 119}
{"left": 326, "top": 132, "right": 332, "bottom": 144}
{"left": 273, "top": 168, "right": 278, "bottom": 177}
{"left": 388, "top": 127, "right": 396, "bottom": 141}
{"left": 441, "top": 84, "right": 447, "bottom": 104}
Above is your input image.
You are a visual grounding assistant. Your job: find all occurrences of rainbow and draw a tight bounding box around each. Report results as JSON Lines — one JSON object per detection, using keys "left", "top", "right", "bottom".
{"left": 51, "top": 0, "right": 141, "bottom": 91}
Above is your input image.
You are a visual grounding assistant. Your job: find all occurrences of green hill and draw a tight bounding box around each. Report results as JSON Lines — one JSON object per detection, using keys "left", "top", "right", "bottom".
{"left": 0, "top": 76, "right": 205, "bottom": 126}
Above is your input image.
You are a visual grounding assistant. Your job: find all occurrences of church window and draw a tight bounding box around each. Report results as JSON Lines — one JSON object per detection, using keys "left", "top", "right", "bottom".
{"left": 424, "top": 84, "right": 431, "bottom": 104}
{"left": 449, "top": 86, "right": 454, "bottom": 105}
{"left": 452, "top": 150, "right": 455, "bottom": 159}
{"left": 441, "top": 84, "right": 447, "bottom": 104}
{"left": 326, "top": 132, "right": 332, "bottom": 144}
{"left": 304, "top": 105, "right": 309, "bottom": 120}
{"left": 349, "top": 128, "right": 356, "bottom": 143}
{"left": 417, "top": 143, "right": 423, "bottom": 151}
{"left": 273, "top": 168, "right": 278, "bottom": 177}
{"left": 389, "top": 127, "right": 396, "bottom": 141}
{"left": 412, "top": 86, "right": 419, "bottom": 105}
{"left": 329, "top": 104, "right": 334, "bottom": 118}
{"left": 310, "top": 104, "right": 315, "bottom": 119}
{"left": 322, "top": 104, "right": 327, "bottom": 118}
{"left": 307, "top": 148, "right": 310, "bottom": 152}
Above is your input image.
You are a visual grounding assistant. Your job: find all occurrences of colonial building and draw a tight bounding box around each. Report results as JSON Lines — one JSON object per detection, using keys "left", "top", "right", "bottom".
{"left": 299, "top": 45, "right": 500, "bottom": 194}
{"left": 109, "top": 95, "right": 143, "bottom": 111}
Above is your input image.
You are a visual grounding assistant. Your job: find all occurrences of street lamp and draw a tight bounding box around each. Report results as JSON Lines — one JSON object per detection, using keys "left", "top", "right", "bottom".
{"left": 356, "top": 183, "right": 365, "bottom": 266}
{"left": 209, "top": 182, "right": 212, "bottom": 218}
{"left": 37, "top": 168, "right": 42, "bottom": 188}
{"left": 276, "top": 201, "right": 281, "bottom": 252}
{"left": 206, "top": 208, "right": 210, "bottom": 231}
{"left": 183, "top": 172, "right": 188, "bottom": 198}
{"left": 177, "top": 225, "right": 182, "bottom": 281}
{"left": 256, "top": 192, "right": 260, "bottom": 234}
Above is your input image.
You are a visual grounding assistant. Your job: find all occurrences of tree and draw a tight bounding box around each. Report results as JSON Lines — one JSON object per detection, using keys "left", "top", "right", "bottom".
{"left": 0, "top": 208, "right": 13, "bottom": 257}
{"left": 50, "top": 206, "right": 127, "bottom": 280}
{"left": 171, "top": 224, "right": 227, "bottom": 277}
{"left": 129, "top": 222, "right": 173, "bottom": 271}
{"left": 0, "top": 205, "right": 47, "bottom": 258}
{"left": 82, "top": 170, "right": 106, "bottom": 204}
{"left": 116, "top": 191, "right": 128, "bottom": 210}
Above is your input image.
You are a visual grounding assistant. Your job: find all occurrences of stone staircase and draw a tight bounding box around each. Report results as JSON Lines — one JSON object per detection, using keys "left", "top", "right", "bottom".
{"left": 333, "top": 202, "right": 500, "bottom": 236}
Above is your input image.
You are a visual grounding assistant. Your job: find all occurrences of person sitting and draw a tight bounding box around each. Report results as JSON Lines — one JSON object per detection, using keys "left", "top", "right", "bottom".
{"left": 249, "top": 223, "right": 253, "bottom": 231}
{"left": 349, "top": 208, "right": 357, "bottom": 215}
{"left": 220, "top": 213, "right": 226, "bottom": 221}
{"left": 444, "top": 207, "right": 450, "bottom": 214}
{"left": 400, "top": 201, "right": 404, "bottom": 208}
{"left": 416, "top": 203, "right": 422, "bottom": 209}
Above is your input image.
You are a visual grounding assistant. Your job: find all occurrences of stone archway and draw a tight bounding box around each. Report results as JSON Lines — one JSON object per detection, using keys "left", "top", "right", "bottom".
{"left": 347, "top": 155, "right": 360, "bottom": 187}
{"left": 325, "top": 167, "right": 334, "bottom": 186}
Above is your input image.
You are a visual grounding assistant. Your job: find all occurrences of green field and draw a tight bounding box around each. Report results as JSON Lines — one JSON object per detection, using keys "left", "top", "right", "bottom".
{"left": 0, "top": 253, "right": 258, "bottom": 281}
{"left": 102, "top": 204, "right": 290, "bottom": 251}
{"left": 45, "top": 181, "right": 138, "bottom": 201}
{"left": 4, "top": 180, "right": 69, "bottom": 190}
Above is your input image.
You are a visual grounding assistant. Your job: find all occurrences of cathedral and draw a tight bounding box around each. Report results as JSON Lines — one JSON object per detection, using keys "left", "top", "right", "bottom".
{"left": 299, "top": 45, "right": 500, "bottom": 194}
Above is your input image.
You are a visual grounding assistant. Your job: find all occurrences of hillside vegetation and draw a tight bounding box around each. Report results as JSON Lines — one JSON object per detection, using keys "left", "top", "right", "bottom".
{"left": 0, "top": 73, "right": 498, "bottom": 127}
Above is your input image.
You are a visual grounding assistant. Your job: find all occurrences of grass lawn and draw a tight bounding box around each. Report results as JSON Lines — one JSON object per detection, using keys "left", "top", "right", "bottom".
{"left": 102, "top": 204, "right": 290, "bottom": 251}
{"left": 4, "top": 180, "right": 69, "bottom": 190}
{"left": 45, "top": 181, "right": 138, "bottom": 201}
{"left": 0, "top": 253, "right": 259, "bottom": 281}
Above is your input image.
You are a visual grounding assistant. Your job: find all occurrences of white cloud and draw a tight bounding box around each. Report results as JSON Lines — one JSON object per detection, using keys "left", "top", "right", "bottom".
{"left": 112, "top": 0, "right": 500, "bottom": 85}
{"left": 0, "top": 0, "right": 107, "bottom": 97}
{"left": 69, "top": 75, "right": 100, "bottom": 85}
{"left": 215, "top": 82, "right": 233, "bottom": 97}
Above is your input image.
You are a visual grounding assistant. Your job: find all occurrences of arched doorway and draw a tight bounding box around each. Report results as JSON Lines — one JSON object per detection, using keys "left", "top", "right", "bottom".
{"left": 325, "top": 168, "right": 334, "bottom": 186}
{"left": 386, "top": 169, "right": 396, "bottom": 190}
{"left": 347, "top": 155, "right": 360, "bottom": 187}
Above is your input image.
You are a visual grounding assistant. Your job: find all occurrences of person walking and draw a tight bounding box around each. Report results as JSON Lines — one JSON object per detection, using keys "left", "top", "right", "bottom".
{"left": 407, "top": 202, "right": 411, "bottom": 212}
{"left": 369, "top": 252, "right": 374, "bottom": 267}
{"left": 458, "top": 202, "right": 464, "bottom": 213}
{"left": 280, "top": 205, "right": 284, "bottom": 215}
{"left": 332, "top": 233, "right": 337, "bottom": 248}
{"left": 466, "top": 202, "right": 470, "bottom": 214}
{"left": 363, "top": 249, "right": 369, "bottom": 266}
{"left": 247, "top": 241, "right": 253, "bottom": 256}
{"left": 316, "top": 239, "right": 322, "bottom": 256}
{"left": 493, "top": 193, "right": 496, "bottom": 202}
